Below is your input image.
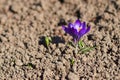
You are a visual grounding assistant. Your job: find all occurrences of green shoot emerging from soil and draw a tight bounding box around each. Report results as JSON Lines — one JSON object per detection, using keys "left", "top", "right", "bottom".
{"left": 70, "top": 58, "right": 75, "bottom": 65}
{"left": 23, "top": 63, "right": 36, "bottom": 69}
{"left": 45, "top": 36, "right": 52, "bottom": 48}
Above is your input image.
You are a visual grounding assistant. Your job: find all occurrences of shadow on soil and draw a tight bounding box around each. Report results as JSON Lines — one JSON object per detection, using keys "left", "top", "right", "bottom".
{"left": 39, "top": 36, "right": 65, "bottom": 48}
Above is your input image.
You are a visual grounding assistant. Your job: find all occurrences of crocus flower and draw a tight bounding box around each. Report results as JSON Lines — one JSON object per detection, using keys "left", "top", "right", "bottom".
{"left": 62, "top": 19, "right": 90, "bottom": 44}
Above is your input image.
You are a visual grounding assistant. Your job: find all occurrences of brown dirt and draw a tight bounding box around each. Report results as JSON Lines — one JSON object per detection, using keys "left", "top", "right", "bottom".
{"left": 0, "top": 0, "right": 120, "bottom": 80}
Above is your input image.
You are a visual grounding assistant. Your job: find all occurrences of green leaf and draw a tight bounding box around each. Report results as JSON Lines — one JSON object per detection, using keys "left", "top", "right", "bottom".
{"left": 45, "top": 37, "right": 52, "bottom": 47}
{"left": 67, "top": 41, "right": 75, "bottom": 47}
{"left": 27, "top": 63, "right": 36, "bottom": 69}
{"left": 70, "top": 58, "right": 75, "bottom": 65}
{"left": 22, "top": 63, "right": 36, "bottom": 69}
{"left": 78, "top": 40, "right": 85, "bottom": 48}
{"left": 80, "top": 46, "right": 95, "bottom": 53}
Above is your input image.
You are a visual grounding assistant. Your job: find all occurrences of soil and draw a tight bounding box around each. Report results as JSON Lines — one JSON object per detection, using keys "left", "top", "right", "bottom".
{"left": 0, "top": 0, "right": 120, "bottom": 80}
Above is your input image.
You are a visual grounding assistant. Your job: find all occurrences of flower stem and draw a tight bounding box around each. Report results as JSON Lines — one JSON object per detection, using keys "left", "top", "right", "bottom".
{"left": 75, "top": 43, "right": 78, "bottom": 54}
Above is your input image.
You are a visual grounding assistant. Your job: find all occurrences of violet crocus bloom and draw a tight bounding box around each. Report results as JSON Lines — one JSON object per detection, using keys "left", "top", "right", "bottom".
{"left": 62, "top": 19, "right": 90, "bottom": 44}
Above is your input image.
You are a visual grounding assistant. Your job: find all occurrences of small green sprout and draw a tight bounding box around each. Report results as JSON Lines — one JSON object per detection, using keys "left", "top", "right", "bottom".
{"left": 27, "top": 63, "right": 36, "bottom": 69}
{"left": 70, "top": 58, "right": 75, "bottom": 65}
{"left": 23, "top": 63, "right": 36, "bottom": 69}
{"left": 45, "top": 36, "right": 52, "bottom": 47}
{"left": 67, "top": 41, "right": 75, "bottom": 47}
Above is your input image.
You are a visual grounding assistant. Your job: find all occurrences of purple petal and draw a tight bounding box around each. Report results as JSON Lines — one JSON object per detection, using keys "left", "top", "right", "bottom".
{"left": 81, "top": 22, "right": 86, "bottom": 29}
{"left": 77, "top": 27, "right": 86, "bottom": 40}
{"left": 68, "top": 23, "right": 74, "bottom": 28}
{"left": 79, "top": 23, "right": 86, "bottom": 35}
{"left": 75, "top": 19, "right": 81, "bottom": 26}
{"left": 77, "top": 26, "right": 90, "bottom": 40}
{"left": 85, "top": 26, "right": 90, "bottom": 33}
{"left": 62, "top": 25, "right": 69, "bottom": 33}
{"left": 62, "top": 25, "right": 78, "bottom": 37}
{"left": 74, "top": 19, "right": 81, "bottom": 30}
{"left": 77, "top": 22, "right": 87, "bottom": 36}
{"left": 62, "top": 25, "right": 66, "bottom": 30}
{"left": 69, "top": 28, "right": 78, "bottom": 37}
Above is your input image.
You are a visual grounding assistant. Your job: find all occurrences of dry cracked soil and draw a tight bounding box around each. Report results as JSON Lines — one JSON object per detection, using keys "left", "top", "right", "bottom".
{"left": 0, "top": 0, "right": 120, "bottom": 80}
